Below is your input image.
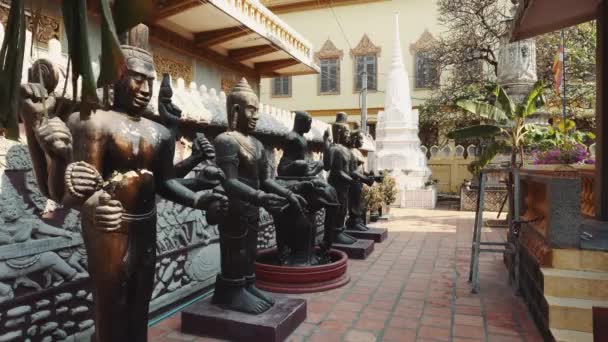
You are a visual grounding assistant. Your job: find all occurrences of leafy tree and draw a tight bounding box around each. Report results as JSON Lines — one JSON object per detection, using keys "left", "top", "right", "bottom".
{"left": 423, "top": 0, "right": 596, "bottom": 144}
{"left": 447, "top": 81, "right": 546, "bottom": 170}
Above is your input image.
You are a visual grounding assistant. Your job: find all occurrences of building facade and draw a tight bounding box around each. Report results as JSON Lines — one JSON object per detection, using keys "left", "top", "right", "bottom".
{"left": 260, "top": 0, "right": 442, "bottom": 132}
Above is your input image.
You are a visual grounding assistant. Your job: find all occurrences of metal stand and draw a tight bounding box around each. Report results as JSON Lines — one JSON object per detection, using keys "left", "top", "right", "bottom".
{"left": 468, "top": 168, "right": 520, "bottom": 294}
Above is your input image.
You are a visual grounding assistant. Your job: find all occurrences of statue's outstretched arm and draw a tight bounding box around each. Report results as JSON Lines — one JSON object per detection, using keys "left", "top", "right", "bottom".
{"left": 157, "top": 133, "right": 226, "bottom": 210}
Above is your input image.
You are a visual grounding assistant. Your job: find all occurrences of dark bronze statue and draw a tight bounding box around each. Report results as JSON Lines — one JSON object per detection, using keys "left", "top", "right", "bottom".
{"left": 347, "top": 129, "right": 377, "bottom": 231}
{"left": 273, "top": 111, "right": 339, "bottom": 265}
{"left": 213, "top": 78, "right": 307, "bottom": 314}
{"left": 325, "top": 113, "right": 358, "bottom": 245}
{"left": 20, "top": 26, "right": 226, "bottom": 342}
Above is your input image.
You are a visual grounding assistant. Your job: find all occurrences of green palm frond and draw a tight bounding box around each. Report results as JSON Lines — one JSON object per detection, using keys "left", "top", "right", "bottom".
{"left": 97, "top": 0, "right": 125, "bottom": 88}
{"left": 492, "top": 85, "right": 515, "bottom": 118}
{"left": 456, "top": 100, "right": 509, "bottom": 124}
{"left": 518, "top": 80, "right": 546, "bottom": 118}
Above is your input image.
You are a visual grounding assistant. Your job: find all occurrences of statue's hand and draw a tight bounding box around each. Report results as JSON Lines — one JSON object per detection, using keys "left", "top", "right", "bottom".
{"left": 94, "top": 191, "right": 123, "bottom": 231}
{"left": 200, "top": 165, "right": 225, "bottom": 182}
{"left": 192, "top": 134, "right": 216, "bottom": 160}
{"left": 36, "top": 117, "right": 72, "bottom": 160}
{"left": 259, "top": 193, "right": 288, "bottom": 213}
{"left": 288, "top": 193, "right": 308, "bottom": 215}
{"left": 65, "top": 161, "right": 103, "bottom": 200}
{"left": 20, "top": 83, "right": 56, "bottom": 126}
{"left": 194, "top": 192, "right": 228, "bottom": 211}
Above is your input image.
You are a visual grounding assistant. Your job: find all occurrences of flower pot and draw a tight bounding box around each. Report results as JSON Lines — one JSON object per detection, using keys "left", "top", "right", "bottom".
{"left": 370, "top": 212, "right": 380, "bottom": 222}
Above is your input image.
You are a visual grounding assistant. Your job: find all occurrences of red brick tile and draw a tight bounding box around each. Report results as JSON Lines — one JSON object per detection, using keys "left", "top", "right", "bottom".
{"left": 345, "top": 293, "right": 372, "bottom": 303}
{"left": 455, "top": 305, "right": 482, "bottom": 316}
{"left": 336, "top": 301, "right": 366, "bottom": 312}
{"left": 148, "top": 326, "right": 168, "bottom": 339}
{"left": 156, "top": 314, "right": 181, "bottom": 331}
{"left": 487, "top": 324, "right": 521, "bottom": 336}
{"left": 487, "top": 334, "right": 524, "bottom": 342}
{"left": 420, "top": 315, "right": 451, "bottom": 328}
{"left": 354, "top": 318, "right": 387, "bottom": 332}
{"left": 319, "top": 319, "right": 351, "bottom": 334}
{"left": 327, "top": 309, "right": 360, "bottom": 323}
{"left": 382, "top": 327, "right": 417, "bottom": 342}
{"left": 389, "top": 315, "right": 420, "bottom": 330}
{"left": 452, "top": 338, "right": 484, "bottom": 342}
{"left": 344, "top": 329, "right": 378, "bottom": 342}
{"left": 292, "top": 322, "right": 317, "bottom": 336}
{"left": 305, "top": 312, "right": 326, "bottom": 324}
{"left": 417, "top": 325, "right": 451, "bottom": 341}
{"left": 454, "top": 314, "right": 484, "bottom": 327}
{"left": 309, "top": 330, "right": 343, "bottom": 342}
{"left": 423, "top": 307, "right": 452, "bottom": 318}
{"left": 453, "top": 324, "right": 485, "bottom": 339}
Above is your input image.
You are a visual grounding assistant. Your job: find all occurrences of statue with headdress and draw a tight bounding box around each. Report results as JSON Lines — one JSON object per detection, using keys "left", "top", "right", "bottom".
{"left": 346, "top": 125, "right": 380, "bottom": 232}
{"left": 324, "top": 112, "right": 358, "bottom": 245}
{"left": 212, "top": 78, "right": 308, "bottom": 314}
{"left": 19, "top": 24, "right": 227, "bottom": 342}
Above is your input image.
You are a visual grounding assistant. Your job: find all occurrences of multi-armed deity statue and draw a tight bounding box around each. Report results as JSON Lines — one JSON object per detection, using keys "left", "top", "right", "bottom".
{"left": 212, "top": 78, "right": 307, "bottom": 314}
{"left": 19, "top": 25, "right": 227, "bottom": 342}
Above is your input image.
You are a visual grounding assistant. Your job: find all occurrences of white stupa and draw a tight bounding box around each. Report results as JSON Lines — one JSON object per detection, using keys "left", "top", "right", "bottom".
{"left": 375, "top": 13, "right": 435, "bottom": 209}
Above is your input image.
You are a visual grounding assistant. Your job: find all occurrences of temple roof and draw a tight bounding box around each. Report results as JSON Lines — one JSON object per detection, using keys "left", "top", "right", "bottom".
{"left": 152, "top": 0, "right": 319, "bottom": 77}
{"left": 510, "top": 0, "right": 600, "bottom": 41}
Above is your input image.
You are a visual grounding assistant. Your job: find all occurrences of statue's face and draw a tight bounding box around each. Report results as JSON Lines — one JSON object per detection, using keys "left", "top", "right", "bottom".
{"left": 340, "top": 127, "right": 351, "bottom": 145}
{"left": 295, "top": 116, "right": 312, "bottom": 133}
{"left": 351, "top": 132, "right": 363, "bottom": 148}
{"left": 123, "top": 70, "right": 154, "bottom": 114}
{"left": 235, "top": 93, "right": 259, "bottom": 133}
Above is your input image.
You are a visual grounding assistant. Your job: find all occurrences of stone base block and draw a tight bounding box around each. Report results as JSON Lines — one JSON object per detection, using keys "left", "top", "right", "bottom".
{"left": 181, "top": 296, "right": 306, "bottom": 342}
{"left": 399, "top": 188, "right": 436, "bottom": 209}
{"left": 333, "top": 239, "right": 374, "bottom": 259}
{"left": 345, "top": 227, "right": 388, "bottom": 243}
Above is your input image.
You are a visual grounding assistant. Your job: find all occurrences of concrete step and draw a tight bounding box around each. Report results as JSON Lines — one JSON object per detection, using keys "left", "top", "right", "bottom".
{"left": 547, "top": 295, "right": 608, "bottom": 333}
{"left": 550, "top": 248, "right": 608, "bottom": 272}
{"left": 551, "top": 328, "right": 593, "bottom": 342}
{"left": 542, "top": 268, "right": 608, "bottom": 301}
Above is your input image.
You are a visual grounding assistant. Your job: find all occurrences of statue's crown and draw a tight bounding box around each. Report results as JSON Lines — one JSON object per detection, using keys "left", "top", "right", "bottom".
{"left": 229, "top": 77, "right": 255, "bottom": 97}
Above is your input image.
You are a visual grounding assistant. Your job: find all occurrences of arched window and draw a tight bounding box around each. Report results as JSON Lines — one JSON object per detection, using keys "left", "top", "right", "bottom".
{"left": 315, "top": 39, "right": 343, "bottom": 95}
{"left": 351, "top": 34, "right": 381, "bottom": 92}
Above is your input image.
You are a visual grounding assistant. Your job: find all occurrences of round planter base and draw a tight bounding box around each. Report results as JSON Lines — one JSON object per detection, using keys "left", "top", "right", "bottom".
{"left": 255, "top": 249, "right": 350, "bottom": 294}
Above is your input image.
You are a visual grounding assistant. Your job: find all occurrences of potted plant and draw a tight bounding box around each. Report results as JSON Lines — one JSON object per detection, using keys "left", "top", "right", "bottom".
{"left": 363, "top": 183, "right": 383, "bottom": 222}
{"left": 379, "top": 173, "right": 397, "bottom": 216}
{"left": 525, "top": 118, "right": 595, "bottom": 168}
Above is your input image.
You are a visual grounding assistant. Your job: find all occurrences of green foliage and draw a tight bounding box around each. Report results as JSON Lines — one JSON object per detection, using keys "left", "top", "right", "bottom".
{"left": 448, "top": 81, "right": 546, "bottom": 167}
{"left": 363, "top": 184, "right": 383, "bottom": 213}
{"left": 379, "top": 173, "right": 397, "bottom": 206}
{"left": 427, "top": 0, "right": 596, "bottom": 143}
{"left": 524, "top": 118, "right": 595, "bottom": 152}
{"left": 0, "top": 0, "right": 25, "bottom": 140}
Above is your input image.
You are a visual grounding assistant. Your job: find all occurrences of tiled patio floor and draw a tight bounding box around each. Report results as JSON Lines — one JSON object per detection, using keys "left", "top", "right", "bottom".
{"left": 149, "top": 208, "right": 543, "bottom": 342}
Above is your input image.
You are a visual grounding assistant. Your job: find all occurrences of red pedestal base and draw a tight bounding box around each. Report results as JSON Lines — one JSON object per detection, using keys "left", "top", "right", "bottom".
{"left": 255, "top": 249, "right": 350, "bottom": 294}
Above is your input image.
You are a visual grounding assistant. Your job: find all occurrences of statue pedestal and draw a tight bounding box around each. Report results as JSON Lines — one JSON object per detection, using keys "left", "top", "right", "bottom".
{"left": 333, "top": 239, "right": 374, "bottom": 259}
{"left": 181, "top": 296, "right": 306, "bottom": 342}
{"left": 344, "top": 228, "right": 388, "bottom": 243}
{"left": 255, "top": 248, "right": 350, "bottom": 294}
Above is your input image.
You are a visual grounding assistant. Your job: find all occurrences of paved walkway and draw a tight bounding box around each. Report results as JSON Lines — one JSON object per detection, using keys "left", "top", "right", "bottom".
{"left": 149, "top": 208, "right": 543, "bottom": 342}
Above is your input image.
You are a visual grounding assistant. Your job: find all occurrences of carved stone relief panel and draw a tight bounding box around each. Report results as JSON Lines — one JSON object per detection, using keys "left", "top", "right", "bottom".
{"left": 0, "top": 2, "right": 62, "bottom": 45}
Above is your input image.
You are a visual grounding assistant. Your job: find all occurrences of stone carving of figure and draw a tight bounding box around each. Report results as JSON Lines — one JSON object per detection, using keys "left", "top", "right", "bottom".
{"left": 274, "top": 111, "right": 339, "bottom": 265}
{"left": 212, "top": 78, "right": 307, "bottom": 314}
{"left": 19, "top": 26, "right": 227, "bottom": 342}
{"left": 325, "top": 113, "right": 358, "bottom": 245}
{"left": 346, "top": 129, "right": 377, "bottom": 232}
{"left": 0, "top": 193, "right": 86, "bottom": 295}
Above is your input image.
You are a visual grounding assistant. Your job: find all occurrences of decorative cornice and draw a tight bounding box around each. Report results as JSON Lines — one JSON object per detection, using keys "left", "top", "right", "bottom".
{"left": 350, "top": 34, "right": 381, "bottom": 57}
{"left": 315, "top": 39, "right": 344, "bottom": 61}
{"left": 153, "top": 54, "right": 193, "bottom": 85}
{"left": 410, "top": 29, "right": 438, "bottom": 53}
